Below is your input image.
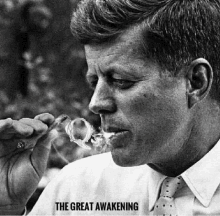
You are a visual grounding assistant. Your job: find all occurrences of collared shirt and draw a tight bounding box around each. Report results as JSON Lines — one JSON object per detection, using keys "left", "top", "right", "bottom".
{"left": 149, "top": 139, "right": 220, "bottom": 215}
{"left": 29, "top": 140, "right": 220, "bottom": 215}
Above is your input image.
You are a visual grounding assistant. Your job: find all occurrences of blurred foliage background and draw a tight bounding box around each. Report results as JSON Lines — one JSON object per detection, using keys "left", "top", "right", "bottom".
{"left": 0, "top": 0, "right": 103, "bottom": 210}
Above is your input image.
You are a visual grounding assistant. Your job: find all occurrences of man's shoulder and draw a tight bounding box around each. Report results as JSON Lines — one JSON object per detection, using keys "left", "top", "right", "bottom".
{"left": 31, "top": 154, "right": 152, "bottom": 215}
{"left": 63, "top": 152, "right": 114, "bottom": 173}
{"left": 52, "top": 152, "right": 113, "bottom": 182}
{"left": 33, "top": 151, "right": 152, "bottom": 211}
{"left": 54, "top": 152, "right": 151, "bottom": 185}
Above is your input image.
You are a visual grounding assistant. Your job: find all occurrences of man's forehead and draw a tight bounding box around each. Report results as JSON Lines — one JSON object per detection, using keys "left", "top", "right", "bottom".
{"left": 84, "top": 26, "right": 144, "bottom": 64}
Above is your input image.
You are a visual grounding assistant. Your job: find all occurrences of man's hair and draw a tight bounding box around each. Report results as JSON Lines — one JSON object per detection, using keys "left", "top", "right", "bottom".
{"left": 71, "top": 0, "right": 220, "bottom": 100}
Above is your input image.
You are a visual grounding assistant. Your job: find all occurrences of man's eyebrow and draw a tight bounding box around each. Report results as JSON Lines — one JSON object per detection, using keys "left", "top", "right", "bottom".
{"left": 105, "top": 65, "right": 138, "bottom": 78}
{"left": 86, "top": 64, "right": 137, "bottom": 80}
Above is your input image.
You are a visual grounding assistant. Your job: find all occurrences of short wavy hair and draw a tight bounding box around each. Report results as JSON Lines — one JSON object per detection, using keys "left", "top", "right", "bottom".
{"left": 71, "top": 0, "right": 220, "bottom": 100}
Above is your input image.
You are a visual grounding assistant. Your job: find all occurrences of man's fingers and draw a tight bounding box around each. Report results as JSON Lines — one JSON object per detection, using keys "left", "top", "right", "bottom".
{"left": 0, "top": 118, "right": 13, "bottom": 132}
{"left": 0, "top": 120, "right": 35, "bottom": 139}
{"left": 34, "top": 113, "right": 55, "bottom": 126}
{"left": 19, "top": 118, "right": 48, "bottom": 135}
{"left": 31, "top": 130, "right": 58, "bottom": 177}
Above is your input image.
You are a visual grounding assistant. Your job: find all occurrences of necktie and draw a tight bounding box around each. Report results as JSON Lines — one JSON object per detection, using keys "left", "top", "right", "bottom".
{"left": 153, "top": 176, "right": 184, "bottom": 216}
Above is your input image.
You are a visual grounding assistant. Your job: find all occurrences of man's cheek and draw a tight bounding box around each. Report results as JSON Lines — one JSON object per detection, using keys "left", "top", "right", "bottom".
{"left": 127, "top": 92, "right": 162, "bottom": 119}
{"left": 129, "top": 95, "right": 180, "bottom": 136}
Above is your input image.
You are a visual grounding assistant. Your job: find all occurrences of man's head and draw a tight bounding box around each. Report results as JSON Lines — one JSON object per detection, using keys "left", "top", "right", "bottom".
{"left": 71, "top": 0, "right": 220, "bottom": 97}
{"left": 71, "top": 0, "right": 220, "bottom": 176}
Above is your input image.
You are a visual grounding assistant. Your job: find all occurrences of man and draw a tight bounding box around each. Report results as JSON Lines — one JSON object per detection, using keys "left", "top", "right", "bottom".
{"left": 1, "top": 0, "right": 220, "bottom": 215}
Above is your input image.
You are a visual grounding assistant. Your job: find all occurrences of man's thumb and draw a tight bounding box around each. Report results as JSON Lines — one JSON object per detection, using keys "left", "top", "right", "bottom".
{"left": 31, "top": 130, "right": 58, "bottom": 177}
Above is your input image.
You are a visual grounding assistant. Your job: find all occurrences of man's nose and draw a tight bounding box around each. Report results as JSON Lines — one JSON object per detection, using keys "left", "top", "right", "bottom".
{"left": 89, "top": 80, "right": 116, "bottom": 114}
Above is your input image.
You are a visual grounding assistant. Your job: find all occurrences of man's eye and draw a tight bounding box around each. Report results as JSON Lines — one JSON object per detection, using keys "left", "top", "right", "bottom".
{"left": 112, "top": 78, "right": 134, "bottom": 89}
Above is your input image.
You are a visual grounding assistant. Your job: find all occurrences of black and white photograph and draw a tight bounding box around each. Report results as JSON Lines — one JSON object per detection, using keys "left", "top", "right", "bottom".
{"left": 0, "top": 0, "right": 220, "bottom": 215}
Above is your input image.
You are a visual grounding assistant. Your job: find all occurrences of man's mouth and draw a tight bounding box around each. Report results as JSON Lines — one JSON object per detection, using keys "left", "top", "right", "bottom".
{"left": 103, "top": 125, "right": 127, "bottom": 133}
{"left": 102, "top": 127, "right": 129, "bottom": 148}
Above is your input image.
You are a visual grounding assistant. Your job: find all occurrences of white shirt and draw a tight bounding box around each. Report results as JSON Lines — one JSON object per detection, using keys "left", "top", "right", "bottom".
{"left": 29, "top": 140, "right": 220, "bottom": 215}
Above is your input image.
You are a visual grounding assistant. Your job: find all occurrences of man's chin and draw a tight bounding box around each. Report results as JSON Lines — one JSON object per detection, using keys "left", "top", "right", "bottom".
{"left": 110, "top": 149, "right": 141, "bottom": 167}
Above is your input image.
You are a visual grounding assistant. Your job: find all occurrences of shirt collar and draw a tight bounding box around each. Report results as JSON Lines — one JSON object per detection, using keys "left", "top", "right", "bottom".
{"left": 182, "top": 140, "right": 220, "bottom": 207}
{"left": 148, "top": 140, "right": 220, "bottom": 210}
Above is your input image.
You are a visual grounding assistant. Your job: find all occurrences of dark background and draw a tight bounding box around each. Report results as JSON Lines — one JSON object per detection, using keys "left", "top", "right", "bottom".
{"left": 0, "top": 0, "right": 102, "bottom": 210}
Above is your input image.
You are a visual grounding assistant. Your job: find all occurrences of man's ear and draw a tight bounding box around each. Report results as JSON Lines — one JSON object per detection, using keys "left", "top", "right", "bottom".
{"left": 186, "top": 58, "right": 213, "bottom": 108}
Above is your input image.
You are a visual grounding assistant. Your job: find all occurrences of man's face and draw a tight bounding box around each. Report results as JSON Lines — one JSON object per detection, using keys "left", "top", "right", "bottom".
{"left": 85, "top": 28, "right": 193, "bottom": 169}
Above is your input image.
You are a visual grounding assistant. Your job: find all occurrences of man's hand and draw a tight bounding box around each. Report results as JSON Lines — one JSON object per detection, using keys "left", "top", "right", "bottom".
{"left": 0, "top": 113, "right": 55, "bottom": 215}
